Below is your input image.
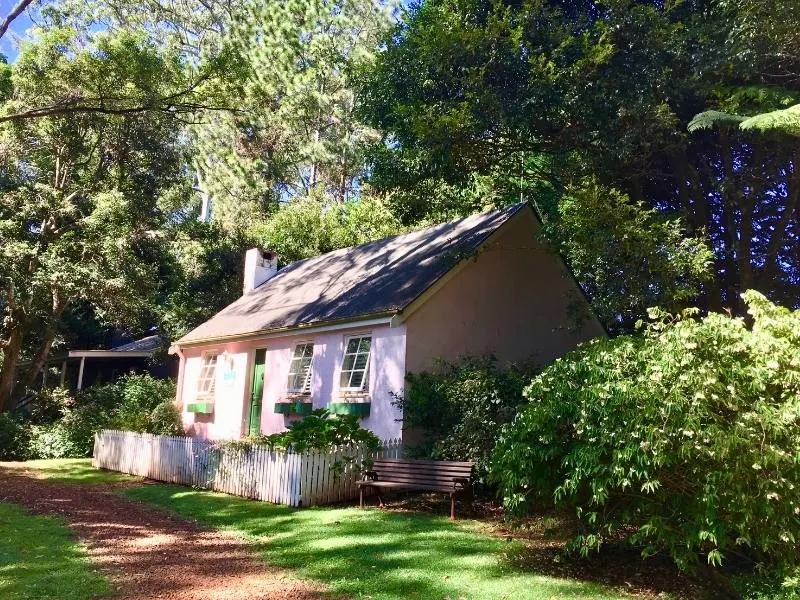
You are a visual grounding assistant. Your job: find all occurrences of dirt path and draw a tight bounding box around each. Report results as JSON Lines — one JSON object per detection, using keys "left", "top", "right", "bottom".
{"left": 0, "top": 470, "right": 327, "bottom": 600}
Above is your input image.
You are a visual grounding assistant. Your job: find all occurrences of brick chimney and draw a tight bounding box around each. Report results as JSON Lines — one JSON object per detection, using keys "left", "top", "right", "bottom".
{"left": 243, "top": 248, "right": 278, "bottom": 294}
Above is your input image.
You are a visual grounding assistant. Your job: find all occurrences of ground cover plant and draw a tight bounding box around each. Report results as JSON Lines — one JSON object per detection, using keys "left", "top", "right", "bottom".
{"left": 491, "top": 291, "right": 800, "bottom": 593}
{"left": 0, "top": 501, "right": 109, "bottom": 599}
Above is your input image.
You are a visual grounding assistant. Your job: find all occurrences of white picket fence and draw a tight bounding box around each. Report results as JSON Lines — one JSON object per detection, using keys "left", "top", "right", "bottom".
{"left": 92, "top": 429, "right": 402, "bottom": 507}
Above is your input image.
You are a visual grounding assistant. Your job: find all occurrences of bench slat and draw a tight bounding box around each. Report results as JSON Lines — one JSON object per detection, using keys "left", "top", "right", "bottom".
{"left": 371, "top": 477, "right": 467, "bottom": 487}
{"left": 373, "top": 458, "right": 473, "bottom": 468}
{"left": 357, "top": 481, "right": 458, "bottom": 492}
{"left": 371, "top": 466, "right": 473, "bottom": 477}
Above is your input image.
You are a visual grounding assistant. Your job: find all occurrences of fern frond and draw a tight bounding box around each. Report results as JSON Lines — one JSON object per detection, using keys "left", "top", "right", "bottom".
{"left": 740, "top": 104, "right": 800, "bottom": 137}
{"left": 687, "top": 110, "right": 745, "bottom": 133}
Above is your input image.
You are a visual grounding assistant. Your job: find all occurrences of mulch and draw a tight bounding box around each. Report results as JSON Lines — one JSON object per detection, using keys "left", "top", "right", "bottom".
{"left": 0, "top": 470, "right": 327, "bottom": 600}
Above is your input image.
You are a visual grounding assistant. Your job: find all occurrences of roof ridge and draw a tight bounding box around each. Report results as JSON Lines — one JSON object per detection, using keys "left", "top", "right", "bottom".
{"left": 250, "top": 202, "right": 527, "bottom": 293}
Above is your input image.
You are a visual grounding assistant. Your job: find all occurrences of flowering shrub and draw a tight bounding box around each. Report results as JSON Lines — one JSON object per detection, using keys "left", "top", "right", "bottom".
{"left": 491, "top": 291, "right": 800, "bottom": 578}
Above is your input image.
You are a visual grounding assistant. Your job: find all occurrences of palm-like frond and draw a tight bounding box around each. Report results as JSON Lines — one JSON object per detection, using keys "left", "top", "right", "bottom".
{"left": 740, "top": 104, "right": 800, "bottom": 137}
{"left": 687, "top": 110, "right": 745, "bottom": 133}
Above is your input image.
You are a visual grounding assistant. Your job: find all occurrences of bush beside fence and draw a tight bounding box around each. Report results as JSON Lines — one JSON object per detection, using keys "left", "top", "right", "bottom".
{"left": 93, "top": 429, "right": 402, "bottom": 507}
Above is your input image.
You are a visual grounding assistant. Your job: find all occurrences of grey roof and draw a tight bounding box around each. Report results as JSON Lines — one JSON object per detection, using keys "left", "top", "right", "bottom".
{"left": 176, "top": 203, "right": 527, "bottom": 345}
{"left": 111, "top": 335, "right": 163, "bottom": 353}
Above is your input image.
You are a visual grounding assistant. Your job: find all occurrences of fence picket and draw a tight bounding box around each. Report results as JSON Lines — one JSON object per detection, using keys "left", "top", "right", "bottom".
{"left": 93, "top": 430, "right": 400, "bottom": 508}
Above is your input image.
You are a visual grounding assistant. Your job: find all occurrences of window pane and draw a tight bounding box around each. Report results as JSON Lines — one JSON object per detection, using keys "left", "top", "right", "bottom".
{"left": 340, "top": 370, "right": 351, "bottom": 388}
{"left": 358, "top": 337, "right": 371, "bottom": 353}
{"left": 346, "top": 338, "right": 360, "bottom": 353}
{"left": 353, "top": 353, "right": 368, "bottom": 370}
{"left": 350, "top": 370, "right": 364, "bottom": 389}
{"left": 342, "top": 353, "right": 356, "bottom": 371}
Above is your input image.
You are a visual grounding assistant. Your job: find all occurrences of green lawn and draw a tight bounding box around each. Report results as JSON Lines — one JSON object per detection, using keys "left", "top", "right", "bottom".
{"left": 0, "top": 458, "right": 134, "bottom": 484}
{"left": 124, "top": 485, "right": 632, "bottom": 600}
{"left": 0, "top": 502, "right": 108, "bottom": 600}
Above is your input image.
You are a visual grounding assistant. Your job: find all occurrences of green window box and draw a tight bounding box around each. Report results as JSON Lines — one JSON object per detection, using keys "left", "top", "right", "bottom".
{"left": 274, "top": 401, "right": 314, "bottom": 415}
{"left": 187, "top": 402, "right": 214, "bottom": 414}
{"left": 329, "top": 402, "right": 370, "bottom": 418}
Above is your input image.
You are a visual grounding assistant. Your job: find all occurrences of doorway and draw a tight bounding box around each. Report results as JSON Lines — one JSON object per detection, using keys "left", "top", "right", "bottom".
{"left": 248, "top": 349, "right": 266, "bottom": 436}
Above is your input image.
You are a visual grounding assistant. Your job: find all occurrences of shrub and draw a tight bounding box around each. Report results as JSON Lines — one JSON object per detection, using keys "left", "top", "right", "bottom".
{"left": 106, "top": 374, "right": 177, "bottom": 432}
{"left": 25, "top": 387, "right": 74, "bottom": 424}
{"left": 0, "top": 412, "right": 31, "bottom": 460}
{"left": 29, "top": 403, "right": 110, "bottom": 459}
{"left": 256, "top": 409, "right": 382, "bottom": 453}
{"left": 25, "top": 374, "right": 180, "bottom": 459}
{"left": 491, "top": 291, "right": 800, "bottom": 577}
{"left": 148, "top": 400, "right": 183, "bottom": 436}
{"left": 395, "top": 356, "right": 536, "bottom": 478}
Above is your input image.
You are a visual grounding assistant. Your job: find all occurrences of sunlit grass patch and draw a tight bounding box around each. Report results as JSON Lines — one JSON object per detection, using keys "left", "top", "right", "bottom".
{"left": 124, "top": 485, "right": 633, "bottom": 600}
{"left": 0, "top": 459, "right": 136, "bottom": 484}
{"left": 0, "top": 502, "right": 108, "bottom": 600}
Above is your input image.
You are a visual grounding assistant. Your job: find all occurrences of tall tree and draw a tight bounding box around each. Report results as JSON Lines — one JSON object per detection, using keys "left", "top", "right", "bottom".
{"left": 359, "top": 0, "right": 800, "bottom": 322}
{"left": 189, "top": 0, "right": 395, "bottom": 231}
{"left": 0, "top": 29, "right": 193, "bottom": 409}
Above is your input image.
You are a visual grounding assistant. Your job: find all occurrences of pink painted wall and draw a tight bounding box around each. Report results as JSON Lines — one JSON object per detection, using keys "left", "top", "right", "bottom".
{"left": 404, "top": 208, "right": 605, "bottom": 374}
{"left": 178, "top": 323, "right": 406, "bottom": 441}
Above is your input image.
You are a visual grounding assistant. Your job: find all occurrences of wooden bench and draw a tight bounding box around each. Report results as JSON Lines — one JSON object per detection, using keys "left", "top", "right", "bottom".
{"left": 356, "top": 458, "right": 474, "bottom": 519}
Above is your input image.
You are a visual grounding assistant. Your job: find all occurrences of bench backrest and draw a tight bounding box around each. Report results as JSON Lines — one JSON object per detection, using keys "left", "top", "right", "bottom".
{"left": 371, "top": 458, "right": 474, "bottom": 488}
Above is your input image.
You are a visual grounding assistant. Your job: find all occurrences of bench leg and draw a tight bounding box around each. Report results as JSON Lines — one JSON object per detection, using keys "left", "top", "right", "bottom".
{"left": 359, "top": 487, "right": 364, "bottom": 509}
{"left": 450, "top": 493, "right": 455, "bottom": 520}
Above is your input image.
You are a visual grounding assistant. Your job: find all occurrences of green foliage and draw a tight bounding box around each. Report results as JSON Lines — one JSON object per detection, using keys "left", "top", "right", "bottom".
{"left": 396, "top": 356, "right": 536, "bottom": 479}
{"left": 190, "top": 0, "right": 395, "bottom": 228}
{"left": 148, "top": 401, "right": 183, "bottom": 436}
{"left": 249, "top": 194, "right": 404, "bottom": 263}
{"left": 546, "top": 182, "right": 713, "bottom": 332}
{"left": 0, "top": 412, "right": 31, "bottom": 460}
{"left": 361, "top": 0, "right": 800, "bottom": 316}
{"left": 105, "top": 374, "right": 178, "bottom": 433}
{"left": 687, "top": 110, "right": 747, "bottom": 133}
{"left": 255, "top": 408, "right": 381, "bottom": 453}
{"left": 26, "top": 387, "right": 74, "bottom": 425}
{"left": 28, "top": 402, "right": 110, "bottom": 459}
{"left": 491, "top": 291, "right": 800, "bottom": 576}
{"left": 0, "top": 26, "right": 194, "bottom": 407}
{"left": 741, "top": 104, "right": 800, "bottom": 136}
{"left": 27, "top": 374, "right": 180, "bottom": 459}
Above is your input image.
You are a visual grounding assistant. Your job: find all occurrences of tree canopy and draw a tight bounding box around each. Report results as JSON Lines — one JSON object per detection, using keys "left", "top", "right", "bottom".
{"left": 1, "top": 0, "right": 800, "bottom": 408}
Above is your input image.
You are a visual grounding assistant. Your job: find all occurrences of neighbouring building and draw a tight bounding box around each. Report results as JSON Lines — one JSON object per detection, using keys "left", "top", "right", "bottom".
{"left": 18, "top": 334, "right": 173, "bottom": 396}
{"left": 170, "top": 203, "right": 605, "bottom": 441}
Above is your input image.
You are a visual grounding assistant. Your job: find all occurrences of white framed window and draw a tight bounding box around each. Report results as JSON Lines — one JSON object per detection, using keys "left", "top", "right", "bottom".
{"left": 339, "top": 335, "right": 372, "bottom": 391}
{"left": 287, "top": 343, "right": 314, "bottom": 393}
{"left": 197, "top": 352, "right": 218, "bottom": 398}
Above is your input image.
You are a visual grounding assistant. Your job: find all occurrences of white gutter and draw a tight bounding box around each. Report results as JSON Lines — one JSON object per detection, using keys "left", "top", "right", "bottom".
{"left": 172, "top": 315, "right": 397, "bottom": 350}
{"left": 68, "top": 350, "right": 153, "bottom": 358}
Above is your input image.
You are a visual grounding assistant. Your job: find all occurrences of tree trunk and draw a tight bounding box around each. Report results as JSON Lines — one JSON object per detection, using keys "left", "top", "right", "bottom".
{"left": 0, "top": 325, "right": 24, "bottom": 412}
{"left": 20, "top": 323, "right": 58, "bottom": 393}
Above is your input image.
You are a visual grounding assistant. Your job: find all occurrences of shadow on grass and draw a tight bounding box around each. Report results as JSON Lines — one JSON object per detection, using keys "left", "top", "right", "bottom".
{"left": 124, "top": 485, "right": 629, "bottom": 600}
{"left": 0, "top": 502, "right": 108, "bottom": 600}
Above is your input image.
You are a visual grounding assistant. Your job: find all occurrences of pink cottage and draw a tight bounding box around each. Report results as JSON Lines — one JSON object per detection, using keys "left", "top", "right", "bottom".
{"left": 170, "top": 203, "right": 604, "bottom": 442}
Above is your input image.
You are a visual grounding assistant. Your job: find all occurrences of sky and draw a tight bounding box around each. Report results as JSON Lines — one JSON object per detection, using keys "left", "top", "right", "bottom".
{"left": 0, "top": 0, "right": 35, "bottom": 61}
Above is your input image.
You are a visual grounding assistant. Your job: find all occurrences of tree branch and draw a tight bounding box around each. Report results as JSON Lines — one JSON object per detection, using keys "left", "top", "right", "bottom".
{"left": 0, "top": 0, "right": 34, "bottom": 42}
